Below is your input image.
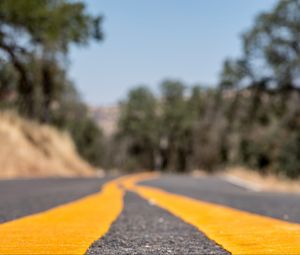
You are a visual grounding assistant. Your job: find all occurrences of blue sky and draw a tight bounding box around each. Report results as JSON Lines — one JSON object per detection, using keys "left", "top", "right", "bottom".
{"left": 70, "top": 0, "right": 277, "bottom": 106}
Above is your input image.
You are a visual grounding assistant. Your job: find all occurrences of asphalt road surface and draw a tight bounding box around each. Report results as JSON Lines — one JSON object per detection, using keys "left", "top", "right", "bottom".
{"left": 0, "top": 177, "right": 110, "bottom": 223}
{"left": 87, "top": 192, "right": 228, "bottom": 255}
{"left": 0, "top": 174, "right": 300, "bottom": 254}
{"left": 142, "top": 175, "right": 300, "bottom": 224}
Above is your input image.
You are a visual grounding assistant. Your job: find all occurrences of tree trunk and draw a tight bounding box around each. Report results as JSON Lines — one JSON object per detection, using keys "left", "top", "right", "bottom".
{"left": 41, "top": 62, "right": 53, "bottom": 123}
{"left": 0, "top": 41, "right": 35, "bottom": 117}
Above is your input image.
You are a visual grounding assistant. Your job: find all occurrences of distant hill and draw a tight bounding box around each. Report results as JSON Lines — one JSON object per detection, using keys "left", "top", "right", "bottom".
{"left": 89, "top": 106, "right": 119, "bottom": 136}
{"left": 0, "top": 111, "right": 96, "bottom": 179}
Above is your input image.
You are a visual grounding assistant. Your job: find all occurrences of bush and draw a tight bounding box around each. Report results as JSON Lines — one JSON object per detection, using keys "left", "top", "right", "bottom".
{"left": 277, "top": 133, "right": 300, "bottom": 178}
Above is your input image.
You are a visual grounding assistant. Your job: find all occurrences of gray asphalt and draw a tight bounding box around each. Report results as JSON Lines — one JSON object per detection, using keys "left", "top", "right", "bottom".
{"left": 0, "top": 177, "right": 109, "bottom": 223}
{"left": 141, "top": 175, "right": 300, "bottom": 224}
{"left": 1, "top": 174, "right": 299, "bottom": 254}
{"left": 87, "top": 192, "right": 229, "bottom": 255}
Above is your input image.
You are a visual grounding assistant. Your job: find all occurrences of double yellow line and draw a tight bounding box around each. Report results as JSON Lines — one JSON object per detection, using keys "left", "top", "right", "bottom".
{"left": 0, "top": 179, "right": 124, "bottom": 254}
{"left": 1, "top": 173, "right": 300, "bottom": 254}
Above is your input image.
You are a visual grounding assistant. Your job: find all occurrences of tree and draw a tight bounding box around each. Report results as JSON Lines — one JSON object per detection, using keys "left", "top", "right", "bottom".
{"left": 0, "top": 0, "right": 106, "bottom": 168}
{"left": 118, "top": 86, "right": 158, "bottom": 170}
{"left": 0, "top": 0, "right": 102, "bottom": 119}
{"left": 0, "top": 61, "right": 17, "bottom": 102}
{"left": 159, "top": 80, "right": 192, "bottom": 172}
{"left": 243, "top": 0, "right": 300, "bottom": 90}
{"left": 213, "top": 0, "right": 300, "bottom": 178}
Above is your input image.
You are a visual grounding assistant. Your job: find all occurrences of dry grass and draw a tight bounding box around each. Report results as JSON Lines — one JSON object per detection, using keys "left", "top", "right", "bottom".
{"left": 0, "top": 111, "right": 97, "bottom": 179}
{"left": 222, "top": 166, "right": 300, "bottom": 193}
{"left": 190, "top": 169, "right": 209, "bottom": 178}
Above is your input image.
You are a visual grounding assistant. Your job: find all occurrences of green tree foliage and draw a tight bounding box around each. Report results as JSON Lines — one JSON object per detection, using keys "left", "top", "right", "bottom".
{"left": 118, "top": 86, "right": 158, "bottom": 170}
{"left": 159, "top": 80, "right": 192, "bottom": 172}
{"left": 243, "top": 0, "right": 300, "bottom": 88}
{"left": 0, "top": 0, "right": 104, "bottom": 168}
{"left": 116, "top": 0, "right": 300, "bottom": 178}
{"left": 0, "top": 0, "right": 102, "bottom": 118}
{"left": 0, "top": 61, "right": 17, "bottom": 102}
{"left": 49, "top": 83, "right": 105, "bottom": 167}
{"left": 117, "top": 81, "right": 208, "bottom": 172}
{"left": 217, "top": 0, "right": 300, "bottom": 177}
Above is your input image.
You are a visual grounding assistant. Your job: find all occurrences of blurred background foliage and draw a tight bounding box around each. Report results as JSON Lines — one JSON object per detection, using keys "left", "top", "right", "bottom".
{"left": 115, "top": 0, "right": 300, "bottom": 178}
{"left": 0, "top": 0, "right": 104, "bottom": 167}
{"left": 0, "top": 0, "right": 300, "bottom": 178}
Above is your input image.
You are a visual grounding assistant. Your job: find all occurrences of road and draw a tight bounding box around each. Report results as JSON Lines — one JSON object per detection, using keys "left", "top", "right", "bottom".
{"left": 0, "top": 178, "right": 110, "bottom": 224}
{"left": 0, "top": 174, "right": 300, "bottom": 254}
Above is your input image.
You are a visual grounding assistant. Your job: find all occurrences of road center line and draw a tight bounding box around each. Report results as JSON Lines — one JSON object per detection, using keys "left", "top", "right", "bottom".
{"left": 0, "top": 174, "right": 154, "bottom": 255}
{"left": 128, "top": 183, "right": 300, "bottom": 255}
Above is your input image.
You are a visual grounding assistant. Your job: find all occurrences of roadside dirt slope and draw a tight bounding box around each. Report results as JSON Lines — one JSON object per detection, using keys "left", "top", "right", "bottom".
{"left": 0, "top": 111, "right": 95, "bottom": 179}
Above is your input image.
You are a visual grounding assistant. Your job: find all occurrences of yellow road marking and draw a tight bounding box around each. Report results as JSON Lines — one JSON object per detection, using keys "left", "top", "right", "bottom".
{"left": 4, "top": 172, "right": 298, "bottom": 255}
{"left": 120, "top": 172, "right": 159, "bottom": 189}
{"left": 128, "top": 183, "right": 300, "bottom": 255}
{"left": 0, "top": 174, "right": 155, "bottom": 255}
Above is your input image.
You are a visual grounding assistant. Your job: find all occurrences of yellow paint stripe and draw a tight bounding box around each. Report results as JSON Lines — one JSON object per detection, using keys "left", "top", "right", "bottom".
{"left": 119, "top": 172, "right": 159, "bottom": 189}
{"left": 0, "top": 174, "right": 155, "bottom": 255}
{"left": 128, "top": 184, "right": 300, "bottom": 255}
